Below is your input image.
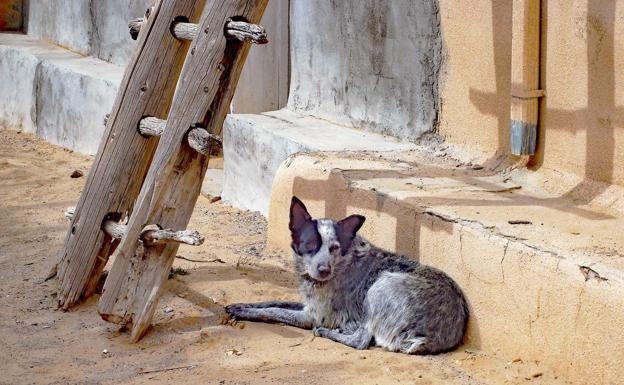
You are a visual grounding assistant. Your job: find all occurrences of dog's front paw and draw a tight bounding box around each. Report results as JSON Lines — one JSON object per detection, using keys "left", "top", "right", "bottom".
{"left": 225, "top": 303, "right": 251, "bottom": 319}
{"left": 313, "top": 326, "right": 330, "bottom": 338}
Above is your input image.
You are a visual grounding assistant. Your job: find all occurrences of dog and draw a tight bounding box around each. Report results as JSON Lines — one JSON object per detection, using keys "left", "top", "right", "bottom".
{"left": 226, "top": 197, "right": 469, "bottom": 354}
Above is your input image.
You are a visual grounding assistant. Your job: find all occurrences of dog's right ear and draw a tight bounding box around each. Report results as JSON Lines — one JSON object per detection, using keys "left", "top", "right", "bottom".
{"left": 289, "top": 196, "right": 312, "bottom": 233}
{"left": 289, "top": 197, "right": 321, "bottom": 256}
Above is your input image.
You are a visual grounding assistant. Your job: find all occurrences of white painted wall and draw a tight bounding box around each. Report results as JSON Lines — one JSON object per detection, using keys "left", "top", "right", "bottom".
{"left": 0, "top": 35, "right": 122, "bottom": 154}
{"left": 26, "top": 0, "right": 289, "bottom": 113}
{"left": 27, "top": 0, "right": 155, "bottom": 65}
{"left": 1, "top": 0, "right": 289, "bottom": 156}
{"left": 288, "top": 0, "right": 442, "bottom": 141}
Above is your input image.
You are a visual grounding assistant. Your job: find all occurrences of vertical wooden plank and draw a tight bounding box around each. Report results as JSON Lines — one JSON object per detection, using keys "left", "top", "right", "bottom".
{"left": 98, "top": 0, "right": 269, "bottom": 341}
{"left": 510, "top": 0, "right": 541, "bottom": 155}
{"left": 57, "top": 0, "right": 207, "bottom": 309}
{"left": 231, "top": 0, "right": 289, "bottom": 113}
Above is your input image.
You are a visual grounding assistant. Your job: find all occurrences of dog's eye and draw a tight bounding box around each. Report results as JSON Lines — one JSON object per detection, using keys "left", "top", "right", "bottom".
{"left": 303, "top": 241, "right": 319, "bottom": 254}
{"left": 329, "top": 244, "right": 340, "bottom": 254}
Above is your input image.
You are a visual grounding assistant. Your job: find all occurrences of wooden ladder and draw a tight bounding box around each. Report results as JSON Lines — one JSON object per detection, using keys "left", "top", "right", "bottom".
{"left": 57, "top": 0, "right": 268, "bottom": 342}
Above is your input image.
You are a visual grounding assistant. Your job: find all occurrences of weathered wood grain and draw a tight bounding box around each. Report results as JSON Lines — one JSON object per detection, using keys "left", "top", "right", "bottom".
{"left": 129, "top": 18, "right": 268, "bottom": 44}
{"left": 510, "top": 0, "right": 542, "bottom": 155}
{"left": 102, "top": 219, "right": 127, "bottom": 240}
{"left": 187, "top": 125, "right": 222, "bottom": 155}
{"left": 66, "top": 206, "right": 204, "bottom": 246}
{"left": 138, "top": 116, "right": 166, "bottom": 136}
{"left": 225, "top": 20, "right": 268, "bottom": 44}
{"left": 99, "top": 0, "right": 268, "bottom": 341}
{"left": 57, "top": 0, "right": 208, "bottom": 309}
{"left": 138, "top": 117, "right": 221, "bottom": 155}
{"left": 172, "top": 22, "right": 199, "bottom": 41}
{"left": 129, "top": 6, "right": 155, "bottom": 40}
{"left": 142, "top": 228, "right": 204, "bottom": 246}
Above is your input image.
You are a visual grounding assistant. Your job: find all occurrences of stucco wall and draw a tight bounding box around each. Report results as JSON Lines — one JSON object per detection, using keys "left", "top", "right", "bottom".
{"left": 288, "top": 0, "right": 442, "bottom": 141}
{"left": 436, "top": 1, "right": 512, "bottom": 162}
{"left": 0, "top": 35, "right": 122, "bottom": 154}
{"left": 2, "top": 0, "right": 289, "bottom": 157}
{"left": 26, "top": 0, "right": 288, "bottom": 113}
{"left": 18, "top": 0, "right": 624, "bottom": 189}
{"left": 437, "top": 0, "right": 624, "bottom": 188}
{"left": 536, "top": 0, "right": 624, "bottom": 188}
{"left": 27, "top": 0, "right": 154, "bottom": 65}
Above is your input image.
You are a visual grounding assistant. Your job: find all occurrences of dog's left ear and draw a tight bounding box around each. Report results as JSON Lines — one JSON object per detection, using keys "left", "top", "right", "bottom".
{"left": 289, "top": 196, "right": 312, "bottom": 234}
{"left": 336, "top": 215, "right": 366, "bottom": 254}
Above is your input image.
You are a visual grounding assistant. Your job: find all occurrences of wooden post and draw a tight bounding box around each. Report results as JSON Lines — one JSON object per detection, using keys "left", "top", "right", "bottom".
{"left": 56, "top": 0, "right": 208, "bottom": 309}
{"left": 510, "top": 0, "right": 542, "bottom": 155}
{"left": 98, "top": 0, "right": 269, "bottom": 342}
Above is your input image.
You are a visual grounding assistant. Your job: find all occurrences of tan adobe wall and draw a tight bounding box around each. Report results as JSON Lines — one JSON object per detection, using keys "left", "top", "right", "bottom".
{"left": 437, "top": 0, "right": 624, "bottom": 188}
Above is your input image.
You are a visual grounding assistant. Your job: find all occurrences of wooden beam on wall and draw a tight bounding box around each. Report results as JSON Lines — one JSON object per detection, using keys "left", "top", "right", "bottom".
{"left": 510, "top": 0, "right": 542, "bottom": 155}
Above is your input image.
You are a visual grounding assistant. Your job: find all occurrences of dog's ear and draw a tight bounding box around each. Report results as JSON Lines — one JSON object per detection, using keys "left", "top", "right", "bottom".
{"left": 289, "top": 196, "right": 312, "bottom": 233}
{"left": 289, "top": 197, "right": 321, "bottom": 255}
{"left": 336, "top": 214, "right": 366, "bottom": 254}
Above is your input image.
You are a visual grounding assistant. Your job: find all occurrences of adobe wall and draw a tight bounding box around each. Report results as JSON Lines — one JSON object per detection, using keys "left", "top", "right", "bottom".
{"left": 437, "top": 0, "right": 624, "bottom": 188}
{"left": 436, "top": 1, "right": 512, "bottom": 163}
{"left": 537, "top": 1, "right": 624, "bottom": 188}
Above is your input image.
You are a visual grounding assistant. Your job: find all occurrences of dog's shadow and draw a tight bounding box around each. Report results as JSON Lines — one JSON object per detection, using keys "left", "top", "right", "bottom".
{"left": 146, "top": 262, "right": 300, "bottom": 338}
{"left": 178, "top": 262, "right": 298, "bottom": 289}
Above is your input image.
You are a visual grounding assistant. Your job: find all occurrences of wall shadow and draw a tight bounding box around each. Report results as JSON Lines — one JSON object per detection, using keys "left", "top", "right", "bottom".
{"left": 467, "top": 1, "right": 513, "bottom": 160}
{"left": 468, "top": 1, "right": 621, "bottom": 204}
{"left": 286, "top": 163, "right": 612, "bottom": 259}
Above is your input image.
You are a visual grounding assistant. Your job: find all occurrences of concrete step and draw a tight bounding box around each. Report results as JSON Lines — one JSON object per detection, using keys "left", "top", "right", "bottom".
{"left": 222, "top": 109, "right": 416, "bottom": 215}
{"left": 265, "top": 151, "right": 624, "bottom": 385}
{"left": 0, "top": 33, "right": 122, "bottom": 154}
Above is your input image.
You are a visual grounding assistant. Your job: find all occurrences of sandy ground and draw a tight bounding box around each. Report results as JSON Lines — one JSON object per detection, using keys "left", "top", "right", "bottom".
{"left": 0, "top": 130, "right": 570, "bottom": 385}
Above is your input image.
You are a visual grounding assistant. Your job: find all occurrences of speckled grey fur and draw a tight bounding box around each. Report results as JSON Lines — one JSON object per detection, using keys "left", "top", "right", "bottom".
{"left": 226, "top": 197, "right": 469, "bottom": 354}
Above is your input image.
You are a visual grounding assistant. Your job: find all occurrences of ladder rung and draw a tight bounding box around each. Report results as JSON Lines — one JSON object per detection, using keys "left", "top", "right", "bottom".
{"left": 137, "top": 117, "right": 221, "bottom": 155}
{"left": 128, "top": 18, "right": 268, "bottom": 45}
{"left": 65, "top": 207, "right": 203, "bottom": 246}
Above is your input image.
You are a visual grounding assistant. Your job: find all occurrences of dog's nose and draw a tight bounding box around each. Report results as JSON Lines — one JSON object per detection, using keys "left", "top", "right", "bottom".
{"left": 317, "top": 264, "right": 331, "bottom": 278}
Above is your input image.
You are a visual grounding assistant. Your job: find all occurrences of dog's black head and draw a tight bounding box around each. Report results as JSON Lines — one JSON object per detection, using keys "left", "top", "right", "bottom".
{"left": 289, "top": 196, "right": 365, "bottom": 282}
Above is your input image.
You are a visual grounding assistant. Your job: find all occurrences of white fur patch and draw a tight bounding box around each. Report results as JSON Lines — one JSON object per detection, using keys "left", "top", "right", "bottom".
{"left": 316, "top": 219, "right": 336, "bottom": 243}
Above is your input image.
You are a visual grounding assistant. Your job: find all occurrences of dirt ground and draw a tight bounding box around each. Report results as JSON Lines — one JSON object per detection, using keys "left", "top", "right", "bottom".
{"left": 0, "top": 130, "right": 569, "bottom": 385}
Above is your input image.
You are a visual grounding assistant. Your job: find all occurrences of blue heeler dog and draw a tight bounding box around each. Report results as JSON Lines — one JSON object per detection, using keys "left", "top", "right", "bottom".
{"left": 226, "top": 197, "right": 469, "bottom": 354}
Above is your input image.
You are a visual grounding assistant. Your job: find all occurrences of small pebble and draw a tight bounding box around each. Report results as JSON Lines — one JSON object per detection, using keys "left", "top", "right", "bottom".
{"left": 226, "top": 349, "right": 242, "bottom": 356}
{"left": 164, "top": 307, "right": 174, "bottom": 313}
{"left": 70, "top": 170, "right": 83, "bottom": 178}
